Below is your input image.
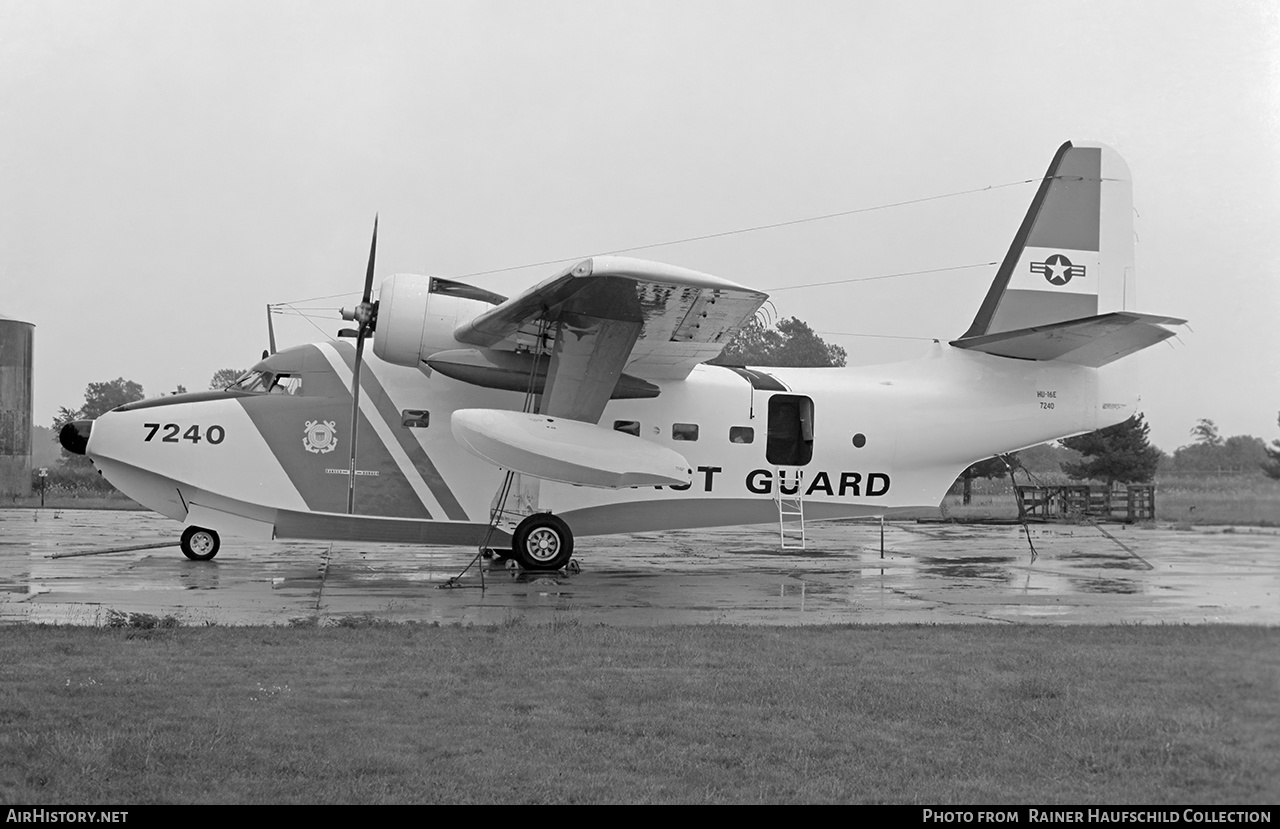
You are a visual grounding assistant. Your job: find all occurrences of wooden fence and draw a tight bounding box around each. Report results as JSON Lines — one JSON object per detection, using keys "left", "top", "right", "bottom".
{"left": 1015, "top": 484, "right": 1156, "bottom": 523}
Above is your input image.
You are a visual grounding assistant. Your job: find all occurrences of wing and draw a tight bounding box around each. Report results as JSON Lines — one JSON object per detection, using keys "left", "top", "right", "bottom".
{"left": 453, "top": 255, "right": 768, "bottom": 422}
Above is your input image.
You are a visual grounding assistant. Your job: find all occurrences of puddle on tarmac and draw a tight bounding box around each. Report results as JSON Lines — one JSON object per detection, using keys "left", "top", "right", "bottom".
{"left": 917, "top": 555, "right": 1017, "bottom": 581}
{"left": 1058, "top": 549, "right": 1149, "bottom": 570}
{"left": 1068, "top": 576, "right": 1142, "bottom": 595}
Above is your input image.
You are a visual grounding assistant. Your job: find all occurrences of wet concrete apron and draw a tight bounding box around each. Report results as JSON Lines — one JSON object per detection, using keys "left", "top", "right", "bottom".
{"left": 1, "top": 509, "right": 1276, "bottom": 626}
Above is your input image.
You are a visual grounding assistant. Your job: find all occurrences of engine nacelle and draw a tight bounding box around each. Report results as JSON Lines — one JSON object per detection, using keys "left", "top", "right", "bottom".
{"left": 372, "top": 274, "right": 504, "bottom": 367}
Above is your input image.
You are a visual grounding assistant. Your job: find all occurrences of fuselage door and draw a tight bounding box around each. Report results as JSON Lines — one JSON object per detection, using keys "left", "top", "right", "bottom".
{"left": 766, "top": 394, "right": 814, "bottom": 466}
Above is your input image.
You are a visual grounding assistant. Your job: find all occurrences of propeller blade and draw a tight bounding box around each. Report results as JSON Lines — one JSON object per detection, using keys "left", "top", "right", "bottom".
{"left": 347, "top": 213, "right": 379, "bottom": 515}
{"left": 362, "top": 214, "right": 378, "bottom": 304}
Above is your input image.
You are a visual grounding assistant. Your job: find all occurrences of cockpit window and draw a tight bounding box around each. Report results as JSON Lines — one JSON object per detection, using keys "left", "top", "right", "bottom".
{"left": 223, "top": 370, "right": 255, "bottom": 389}
{"left": 230, "top": 370, "right": 302, "bottom": 395}
{"left": 229, "top": 371, "right": 270, "bottom": 392}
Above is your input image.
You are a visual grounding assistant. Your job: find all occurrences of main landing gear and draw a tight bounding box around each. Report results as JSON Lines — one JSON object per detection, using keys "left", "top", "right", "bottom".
{"left": 448, "top": 512, "right": 576, "bottom": 588}
{"left": 180, "top": 526, "right": 221, "bottom": 561}
{"left": 510, "top": 513, "right": 574, "bottom": 571}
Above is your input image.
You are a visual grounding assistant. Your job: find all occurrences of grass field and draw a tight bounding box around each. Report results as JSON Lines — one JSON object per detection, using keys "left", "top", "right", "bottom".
{"left": 1, "top": 623, "right": 1276, "bottom": 804}
{"left": 1155, "top": 474, "right": 1280, "bottom": 526}
{"left": 4, "top": 493, "right": 143, "bottom": 511}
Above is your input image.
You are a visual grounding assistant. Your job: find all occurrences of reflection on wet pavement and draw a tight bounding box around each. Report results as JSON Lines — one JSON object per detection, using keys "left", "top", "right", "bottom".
{"left": 917, "top": 555, "right": 1017, "bottom": 582}
{"left": 1, "top": 509, "right": 1277, "bottom": 626}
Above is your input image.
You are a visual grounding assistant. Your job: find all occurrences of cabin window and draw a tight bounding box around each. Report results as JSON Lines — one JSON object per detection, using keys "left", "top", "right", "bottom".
{"left": 613, "top": 420, "right": 640, "bottom": 437}
{"left": 729, "top": 426, "right": 754, "bottom": 444}
{"left": 401, "top": 410, "right": 430, "bottom": 428}
{"left": 672, "top": 423, "right": 699, "bottom": 441}
{"left": 766, "top": 394, "right": 814, "bottom": 466}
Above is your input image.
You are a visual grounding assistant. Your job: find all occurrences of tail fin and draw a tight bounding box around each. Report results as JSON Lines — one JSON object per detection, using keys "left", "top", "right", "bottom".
{"left": 953, "top": 141, "right": 1183, "bottom": 366}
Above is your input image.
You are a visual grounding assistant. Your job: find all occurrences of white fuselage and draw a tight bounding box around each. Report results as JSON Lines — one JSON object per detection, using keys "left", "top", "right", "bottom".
{"left": 82, "top": 339, "right": 1134, "bottom": 547}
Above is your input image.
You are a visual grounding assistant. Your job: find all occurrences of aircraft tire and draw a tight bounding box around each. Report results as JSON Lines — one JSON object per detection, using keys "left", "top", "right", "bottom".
{"left": 180, "top": 526, "right": 220, "bottom": 561}
{"left": 511, "top": 514, "right": 573, "bottom": 571}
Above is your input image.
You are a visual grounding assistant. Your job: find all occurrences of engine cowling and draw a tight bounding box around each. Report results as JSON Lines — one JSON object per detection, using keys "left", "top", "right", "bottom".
{"left": 372, "top": 274, "right": 504, "bottom": 367}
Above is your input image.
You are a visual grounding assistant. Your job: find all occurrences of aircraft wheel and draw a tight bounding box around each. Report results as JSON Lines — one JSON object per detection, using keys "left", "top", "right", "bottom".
{"left": 512, "top": 514, "right": 573, "bottom": 571}
{"left": 180, "top": 526, "right": 220, "bottom": 561}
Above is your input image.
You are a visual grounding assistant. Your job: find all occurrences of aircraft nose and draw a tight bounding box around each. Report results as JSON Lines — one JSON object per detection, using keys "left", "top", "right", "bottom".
{"left": 59, "top": 420, "right": 93, "bottom": 455}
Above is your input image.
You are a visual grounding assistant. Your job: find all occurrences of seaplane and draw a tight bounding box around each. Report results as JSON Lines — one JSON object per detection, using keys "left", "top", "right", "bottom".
{"left": 60, "top": 141, "right": 1183, "bottom": 570}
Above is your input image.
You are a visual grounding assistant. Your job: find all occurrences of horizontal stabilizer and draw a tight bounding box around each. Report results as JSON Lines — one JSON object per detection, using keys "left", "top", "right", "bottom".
{"left": 949, "top": 312, "right": 1184, "bottom": 367}
{"left": 451, "top": 408, "right": 693, "bottom": 488}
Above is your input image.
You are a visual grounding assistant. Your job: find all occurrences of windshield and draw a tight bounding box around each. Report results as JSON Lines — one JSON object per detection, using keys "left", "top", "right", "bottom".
{"left": 228, "top": 370, "right": 302, "bottom": 395}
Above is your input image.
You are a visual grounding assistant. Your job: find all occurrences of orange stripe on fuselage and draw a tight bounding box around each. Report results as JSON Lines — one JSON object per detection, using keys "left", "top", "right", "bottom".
{"left": 236, "top": 345, "right": 434, "bottom": 519}
{"left": 331, "top": 343, "right": 469, "bottom": 520}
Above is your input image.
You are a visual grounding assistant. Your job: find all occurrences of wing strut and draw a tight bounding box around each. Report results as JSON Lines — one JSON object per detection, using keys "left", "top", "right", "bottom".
{"left": 541, "top": 314, "right": 643, "bottom": 422}
{"left": 447, "top": 320, "right": 552, "bottom": 587}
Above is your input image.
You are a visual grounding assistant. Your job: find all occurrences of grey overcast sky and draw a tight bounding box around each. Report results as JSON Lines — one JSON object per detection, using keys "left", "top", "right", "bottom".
{"left": 2, "top": 0, "right": 1277, "bottom": 452}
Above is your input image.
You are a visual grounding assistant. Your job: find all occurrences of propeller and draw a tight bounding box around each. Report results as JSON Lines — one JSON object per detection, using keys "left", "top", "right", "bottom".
{"left": 338, "top": 215, "right": 380, "bottom": 514}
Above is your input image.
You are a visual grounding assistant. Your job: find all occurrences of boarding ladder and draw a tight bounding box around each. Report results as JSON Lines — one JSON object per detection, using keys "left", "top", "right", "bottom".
{"left": 774, "top": 467, "right": 806, "bottom": 550}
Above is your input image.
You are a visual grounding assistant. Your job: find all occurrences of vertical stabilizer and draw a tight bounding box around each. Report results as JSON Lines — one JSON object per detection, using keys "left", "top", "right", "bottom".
{"left": 961, "top": 142, "right": 1136, "bottom": 339}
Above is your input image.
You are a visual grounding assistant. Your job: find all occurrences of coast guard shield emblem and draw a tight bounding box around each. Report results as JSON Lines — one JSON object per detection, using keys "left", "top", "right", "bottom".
{"left": 303, "top": 420, "right": 338, "bottom": 454}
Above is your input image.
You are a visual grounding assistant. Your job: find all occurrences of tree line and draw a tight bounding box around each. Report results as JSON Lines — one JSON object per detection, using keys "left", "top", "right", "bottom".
{"left": 961, "top": 413, "right": 1280, "bottom": 494}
